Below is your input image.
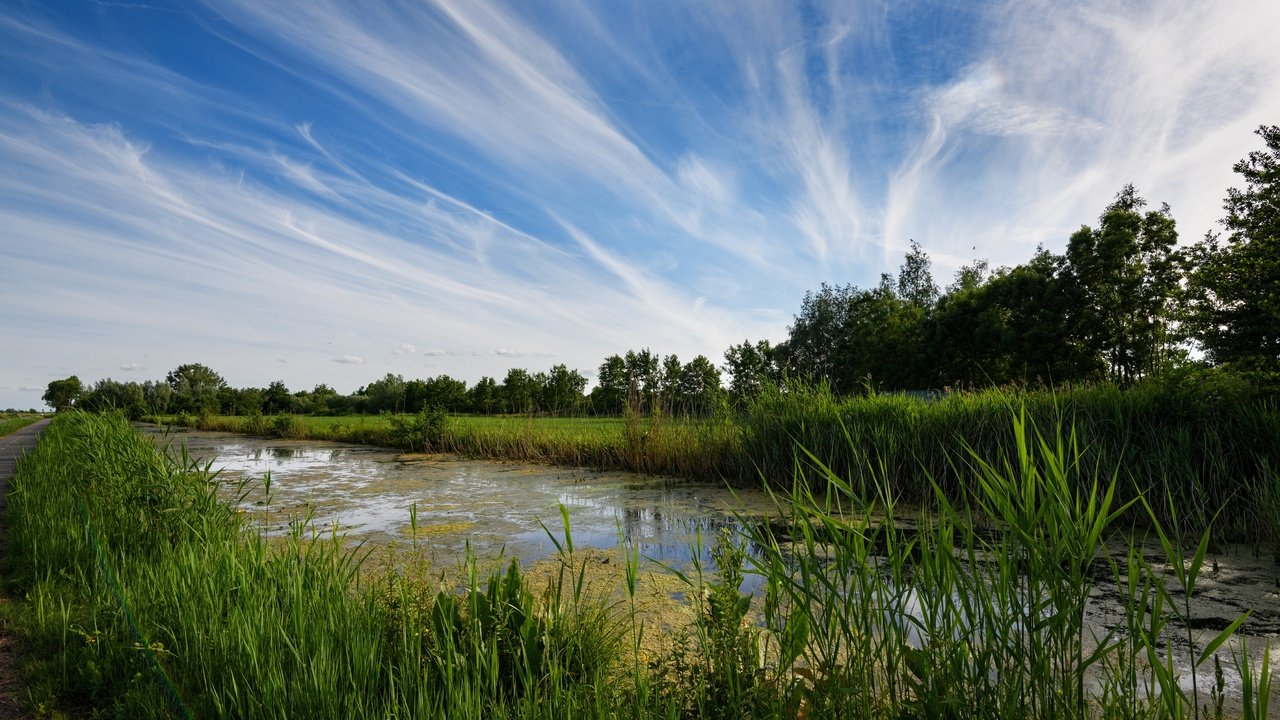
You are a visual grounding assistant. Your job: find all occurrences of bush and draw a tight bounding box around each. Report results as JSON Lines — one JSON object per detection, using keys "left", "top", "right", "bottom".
{"left": 271, "top": 413, "right": 306, "bottom": 439}
{"left": 389, "top": 405, "right": 451, "bottom": 451}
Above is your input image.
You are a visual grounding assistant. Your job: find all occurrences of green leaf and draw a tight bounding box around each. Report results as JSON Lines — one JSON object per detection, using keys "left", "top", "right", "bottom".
{"left": 1197, "top": 612, "right": 1251, "bottom": 667}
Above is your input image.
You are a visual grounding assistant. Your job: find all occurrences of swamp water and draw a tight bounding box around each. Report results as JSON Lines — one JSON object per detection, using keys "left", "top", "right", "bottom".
{"left": 147, "top": 427, "right": 1280, "bottom": 710}
{"left": 145, "top": 428, "right": 776, "bottom": 569}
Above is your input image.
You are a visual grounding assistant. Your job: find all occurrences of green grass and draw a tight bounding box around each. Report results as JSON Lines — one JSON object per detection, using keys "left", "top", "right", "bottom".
{"left": 0, "top": 413, "right": 44, "bottom": 437}
{"left": 8, "top": 411, "right": 1274, "bottom": 718}
{"left": 7, "top": 413, "right": 625, "bottom": 718}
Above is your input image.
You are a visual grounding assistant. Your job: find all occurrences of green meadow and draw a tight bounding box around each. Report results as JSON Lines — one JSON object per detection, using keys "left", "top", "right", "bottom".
{"left": 0, "top": 413, "right": 44, "bottom": 437}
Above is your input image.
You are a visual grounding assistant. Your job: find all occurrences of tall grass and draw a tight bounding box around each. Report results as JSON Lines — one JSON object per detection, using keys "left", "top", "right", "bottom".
{"left": 156, "top": 409, "right": 745, "bottom": 481}
{"left": 730, "top": 409, "right": 1276, "bottom": 719}
{"left": 7, "top": 413, "right": 621, "bottom": 718}
{"left": 738, "top": 380, "right": 1280, "bottom": 542}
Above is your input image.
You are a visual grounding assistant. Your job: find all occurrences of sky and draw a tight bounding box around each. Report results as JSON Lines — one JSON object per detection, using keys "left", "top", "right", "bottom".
{"left": 2, "top": 0, "right": 1279, "bottom": 409}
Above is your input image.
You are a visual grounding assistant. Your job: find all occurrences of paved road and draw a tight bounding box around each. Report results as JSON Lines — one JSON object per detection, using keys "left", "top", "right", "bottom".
{"left": 0, "top": 419, "right": 50, "bottom": 513}
{"left": 0, "top": 418, "right": 48, "bottom": 720}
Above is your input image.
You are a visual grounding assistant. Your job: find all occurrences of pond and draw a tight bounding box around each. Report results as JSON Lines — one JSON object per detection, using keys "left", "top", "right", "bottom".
{"left": 143, "top": 427, "right": 776, "bottom": 570}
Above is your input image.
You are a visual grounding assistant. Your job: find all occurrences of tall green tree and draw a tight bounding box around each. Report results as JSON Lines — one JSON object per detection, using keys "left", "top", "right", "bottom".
{"left": 1183, "top": 125, "right": 1280, "bottom": 373}
{"left": 677, "top": 355, "right": 724, "bottom": 416}
{"left": 43, "top": 375, "right": 83, "bottom": 412}
{"left": 501, "top": 368, "right": 537, "bottom": 414}
{"left": 781, "top": 283, "right": 855, "bottom": 386}
{"left": 79, "top": 379, "right": 145, "bottom": 416}
{"left": 541, "top": 365, "right": 586, "bottom": 414}
{"left": 658, "top": 354, "right": 683, "bottom": 413}
{"left": 263, "top": 380, "right": 291, "bottom": 414}
{"left": 930, "top": 249, "right": 1076, "bottom": 387}
{"left": 141, "top": 380, "right": 172, "bottom": 415}
{"left": 1062, "top": 185, "right": 1181, "bottom": 384}
{"left": 420, "top": 375, "right": 468, "bottom": 412}
{"left": 722, "top": 340, "right": 778, "bottom": 403}
{"left": 897, "top": 239, "right": 940, "bottom": 309}
{"left": 835, "top": 280, "right": 929, "bottom": 392}
{"left": 623, "top": 349, "right": 661, "bottom": 412}
{"left": 165, "top": 363, "right": 226, "bottom": 413}
{"left": 591, "top": 355, "right": 627, "bottom": 415}
{"left": 467, "top": 376, "right": 500, "bottom": 414}
{"left": 363, "top": 373, "right": 407, "bottom": 414}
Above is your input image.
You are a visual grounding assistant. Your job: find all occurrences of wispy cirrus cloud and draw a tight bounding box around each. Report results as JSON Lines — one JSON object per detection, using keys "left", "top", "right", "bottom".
{"left": 1, "top": 0, "right": 1277, "bottom": 409}
{"left": 884, "top": 0, "right": 1280, "bottom": 273}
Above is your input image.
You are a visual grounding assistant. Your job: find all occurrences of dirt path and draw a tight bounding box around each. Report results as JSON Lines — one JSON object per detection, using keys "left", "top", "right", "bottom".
{"left": 0, "top": 419, "right": 50, "bottom": 720}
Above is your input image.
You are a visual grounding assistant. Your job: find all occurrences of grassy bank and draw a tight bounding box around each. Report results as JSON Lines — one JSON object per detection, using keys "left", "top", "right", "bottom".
{"left": 7, "top": 412, "right": 1275, "bottom": 718}
{"left": 153, "top": 410, "right": 744, "bottom": 480}
{"left": 7, "top": 412, "right": 625, "bottom": 718}
{"left": 154, "top": 377, "right": 1280, "bottom": 544}
{"left": 0, "top": 413, "right": 44, "bottom": 437}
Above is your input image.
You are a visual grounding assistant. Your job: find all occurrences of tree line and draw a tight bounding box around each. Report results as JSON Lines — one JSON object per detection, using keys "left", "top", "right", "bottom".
{"left": 731, "top": 125, "right": 1279, "bottom": 393}
{"left": 43, "top": 126, "right": 1278, "bottom": 415}
{"left": 42, "top": 357, "right": 724, "bottom": 418}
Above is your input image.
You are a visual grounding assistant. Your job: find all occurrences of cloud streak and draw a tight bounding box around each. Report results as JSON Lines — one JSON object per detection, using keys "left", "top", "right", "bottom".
{"left": 1, "top": 0, "right": 1277, "bottom": 408}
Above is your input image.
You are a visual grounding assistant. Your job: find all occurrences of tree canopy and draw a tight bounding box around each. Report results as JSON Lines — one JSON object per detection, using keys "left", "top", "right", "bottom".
{"left": 43, "top": 376, "right": 82, "bottom": 412}
{"left": 1183, "top": 125, "right": 1280, "bottom": 372}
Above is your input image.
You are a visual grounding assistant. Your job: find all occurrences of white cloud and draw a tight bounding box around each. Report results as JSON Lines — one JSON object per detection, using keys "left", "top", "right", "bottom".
{"left": 334, "top": 355, "right": 365, "bottom": 365}
{"left": 883, "top": 0, "right": 1280, "bottom": 276}
{"left": 118, "top": 362, "right": 142, "bottom": 371}
{"left": 393, "top": 343, "right": 416, "bottom": 355}
{"left": 3, "top": 0, "right": 1275, "bottom": 408}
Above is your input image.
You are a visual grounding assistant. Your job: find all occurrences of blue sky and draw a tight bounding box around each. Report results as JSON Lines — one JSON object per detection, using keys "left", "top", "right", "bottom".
{"left": 2, "top": 0, "right": 1279, "bottom": 408}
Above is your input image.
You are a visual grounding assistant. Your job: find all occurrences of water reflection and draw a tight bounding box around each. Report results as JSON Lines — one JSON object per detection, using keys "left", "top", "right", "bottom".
{"left": 152, "top": 430, "right": 775, "bottom": 570}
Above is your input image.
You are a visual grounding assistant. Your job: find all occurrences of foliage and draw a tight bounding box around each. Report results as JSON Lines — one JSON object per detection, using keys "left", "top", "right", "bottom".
{"left": 722, "top": 340, "right": 780, "bottom": 404}
{"left": 1183, "top": 125, "right": 1280, "bottom": 376}
{"left": 156, "top": 374, "right": 1280, "bottom": 545}
{"left": 594, "top": 351, "right": 722, "bottom": 416}
{"left": 389, "top": 405, "right": 451, "bottom": 451}
{"left": 657, "top": 530, "right": 780, "bottom": 719}
{"left": 271, "top": 413, "right": 306, "bottom": 439}
{"left": 1062, "top": 185, "right": 1181, "bottom": 384}
{"left": 361, "top": 373, "right": 408, "bottom": 414}
{"left": 42, "top": 375, "right": 83, "bottom": 412}
{"left": 7, "top": 413, "right": 621, "bottom": 718}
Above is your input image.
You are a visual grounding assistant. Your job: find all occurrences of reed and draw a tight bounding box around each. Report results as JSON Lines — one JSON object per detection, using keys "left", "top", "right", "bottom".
{"left": 6, "top": 413, "right": 622, "bottom": 718}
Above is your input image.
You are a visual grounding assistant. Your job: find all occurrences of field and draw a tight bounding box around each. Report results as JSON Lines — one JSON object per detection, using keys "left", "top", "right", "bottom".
{"left": 7, "top": 411, "right": 1275, "bottom": 718}
{"left": 0, "top": 413, "right": 45, "bottom": 437}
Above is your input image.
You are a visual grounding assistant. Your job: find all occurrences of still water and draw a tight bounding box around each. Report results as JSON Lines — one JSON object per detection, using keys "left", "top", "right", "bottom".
{"left": 147, "top": 428, "right": 775, "bottom": 568}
